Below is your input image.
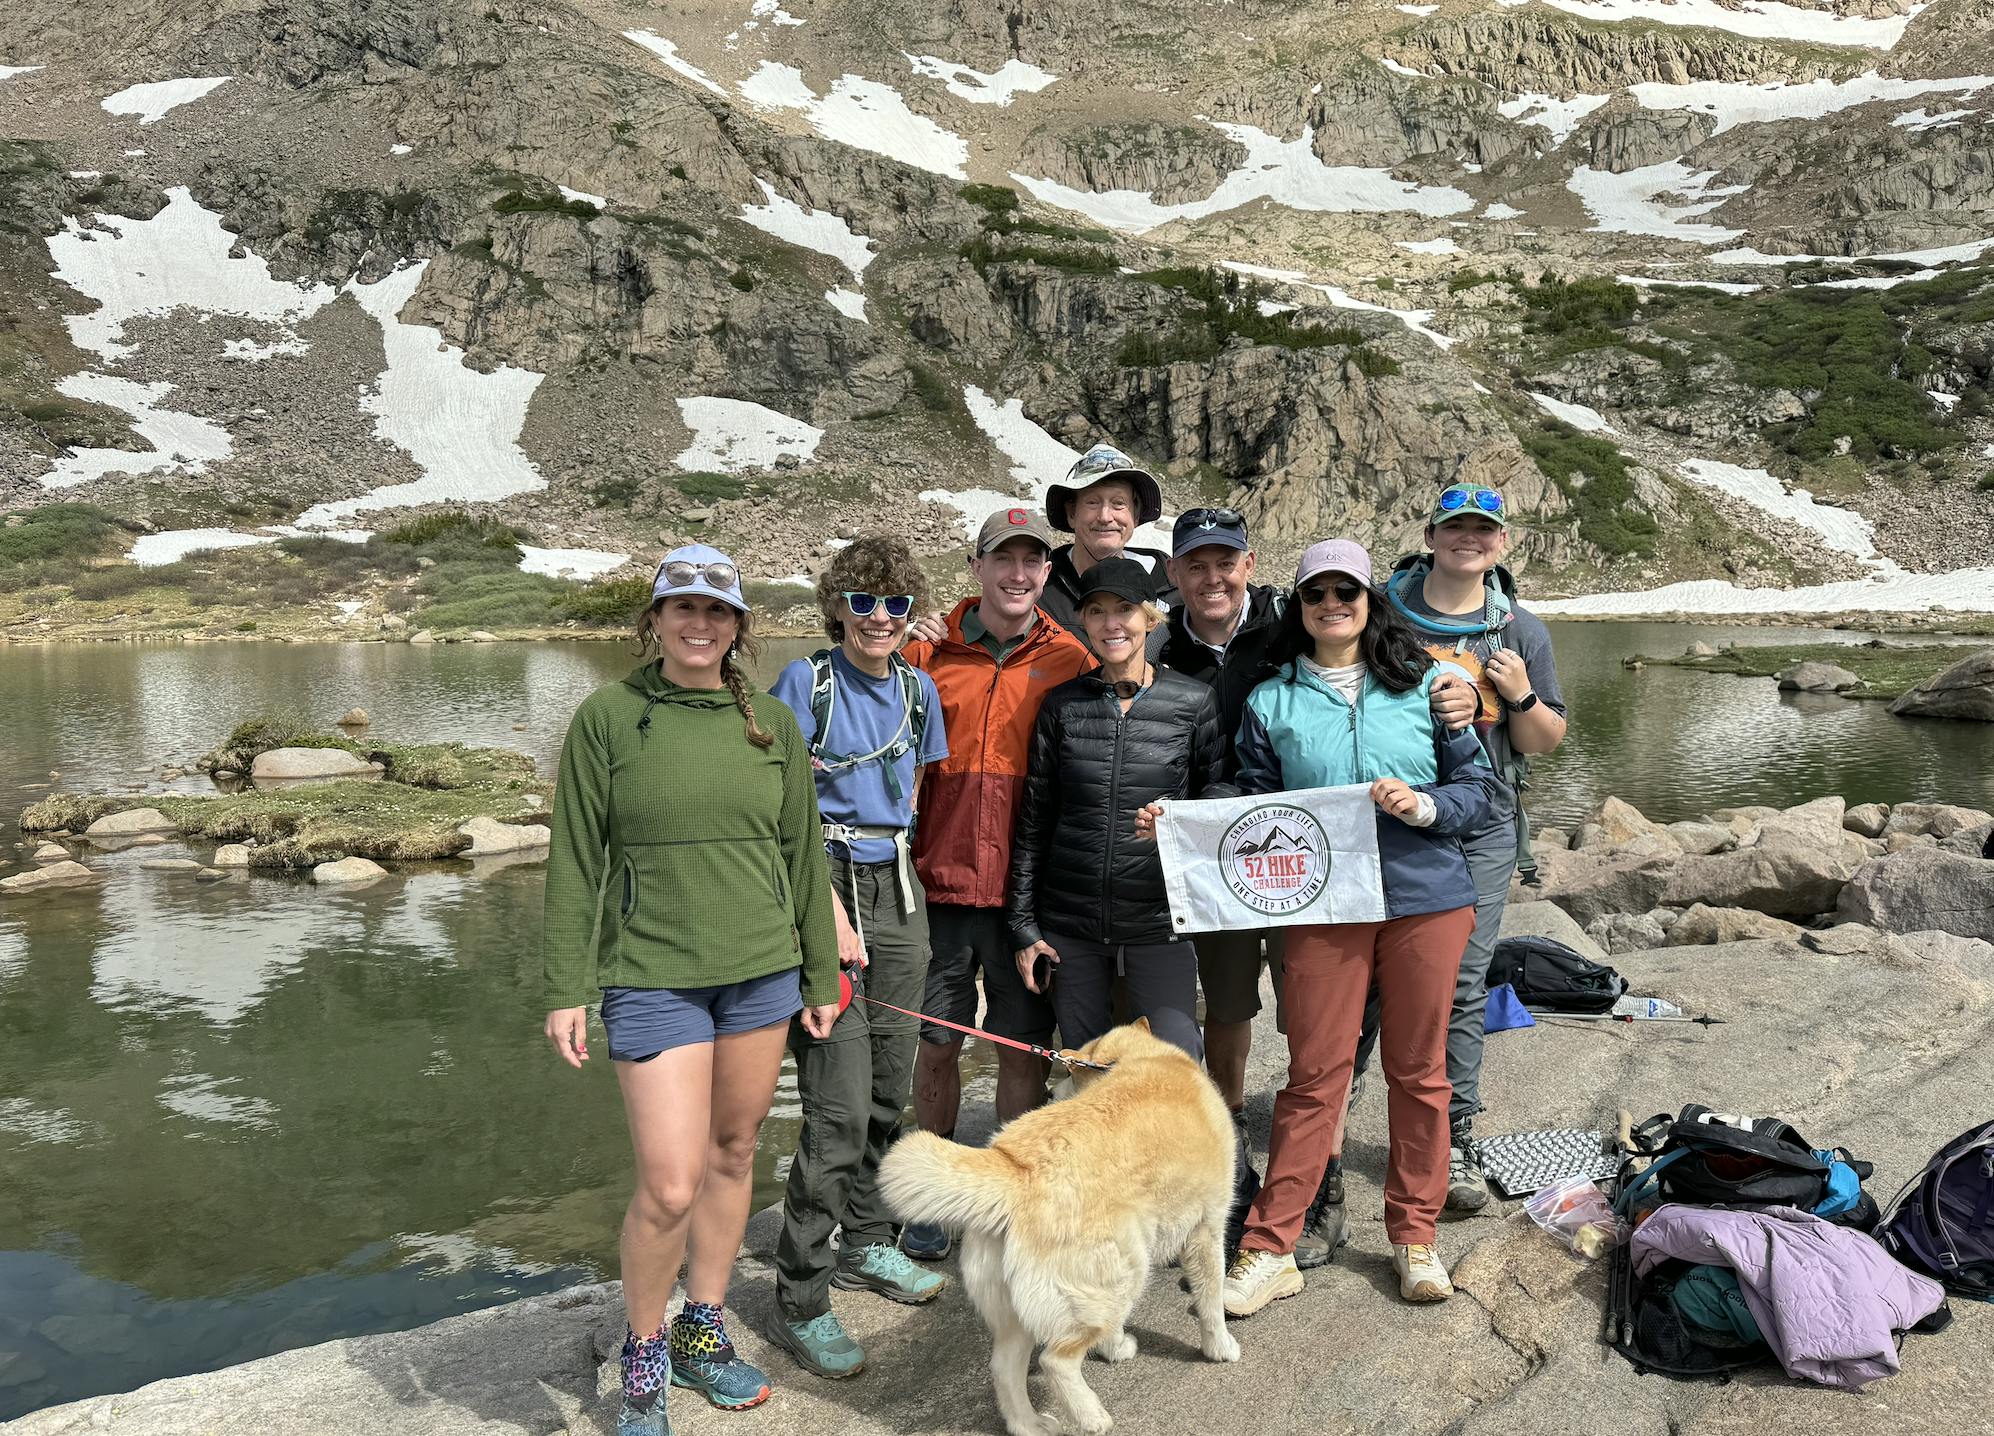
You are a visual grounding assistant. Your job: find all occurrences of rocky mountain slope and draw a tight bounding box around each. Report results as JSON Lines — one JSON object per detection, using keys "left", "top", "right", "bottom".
{"left": 2, "top": 0, "right": 1992, "bottom": 630}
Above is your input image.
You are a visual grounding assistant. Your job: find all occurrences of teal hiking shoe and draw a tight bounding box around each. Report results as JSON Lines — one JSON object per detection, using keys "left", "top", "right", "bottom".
{"left": 833, "top": 1241, "right": 949, "bottom": 1304}
{"left": 899, "top": 1221, "right": 951, "bottom": 1261}
{"left": 617, "top": 1393, "right": 673, "bottom": 1436}
{"left": 767, "top": 1310, "right": 866, "bottom": 1379}
{"left": 667, "top": 1304, "right": 771, "bottom": 1410}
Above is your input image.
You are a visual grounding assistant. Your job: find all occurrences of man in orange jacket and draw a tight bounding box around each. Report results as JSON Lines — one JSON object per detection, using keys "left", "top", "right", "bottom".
{"left": 895, "top": 507, "right": 1094, "bottom": 1261}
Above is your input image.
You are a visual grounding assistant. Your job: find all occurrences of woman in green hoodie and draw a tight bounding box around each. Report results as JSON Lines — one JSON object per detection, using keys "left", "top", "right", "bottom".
{"left": 542, "top": 544, "right": 841, "bottom": 1436}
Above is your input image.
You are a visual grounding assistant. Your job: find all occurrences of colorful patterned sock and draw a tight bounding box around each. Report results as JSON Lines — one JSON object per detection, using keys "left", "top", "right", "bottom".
{"left": 670, "top": 1301, "right": 737, "bottom": 1363}
{"left": 622, "top": 1324, "right": 671, "bottom": 1402}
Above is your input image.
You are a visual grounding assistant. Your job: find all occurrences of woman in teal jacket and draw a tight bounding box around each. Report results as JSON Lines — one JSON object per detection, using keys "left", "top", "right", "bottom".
{"left": 1215, "top": 539, "right": 1500, "bottom": 1317}
{"left": 541, "top": 545, "right": 841, "bottom": 1436}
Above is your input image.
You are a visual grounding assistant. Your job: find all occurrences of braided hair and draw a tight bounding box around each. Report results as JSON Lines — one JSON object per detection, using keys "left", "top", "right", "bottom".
{"left": 633, "top": 598, "right": 774, "bottom": 748}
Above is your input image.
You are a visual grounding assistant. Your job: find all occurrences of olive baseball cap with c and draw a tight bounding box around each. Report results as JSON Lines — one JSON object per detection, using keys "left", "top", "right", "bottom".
{"left": 974, "top": 506, "right": 1058, "bottom": 556}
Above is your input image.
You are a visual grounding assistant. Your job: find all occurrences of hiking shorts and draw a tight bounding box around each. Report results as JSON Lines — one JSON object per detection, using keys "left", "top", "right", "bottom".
{"left": 1193, "top": 927, "right": 1286, "bottom": 1028}
{"left": 600, "top": 971, "right": 802, "bottom": 1062}
{"left": 921, "top": 902, "right": 1055, "bottom": 1048}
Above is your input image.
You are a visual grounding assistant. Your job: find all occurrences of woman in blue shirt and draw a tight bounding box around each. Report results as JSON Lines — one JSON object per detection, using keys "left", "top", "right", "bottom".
{"left": 1215, "top": 539, "right": 1499, "bottom": 1315}
{"left": 766, "top": 537, "right": 950, "bottom": 1382}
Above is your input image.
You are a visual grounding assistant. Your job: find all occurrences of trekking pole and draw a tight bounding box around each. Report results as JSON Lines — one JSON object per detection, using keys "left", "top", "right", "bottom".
{"left": 1527, "top": 1010, "right": 1724, "bottom": 1026}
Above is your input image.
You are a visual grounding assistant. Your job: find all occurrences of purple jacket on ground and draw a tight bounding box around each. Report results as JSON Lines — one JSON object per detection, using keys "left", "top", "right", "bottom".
{"left": 1631, "top": 1204, "right": 1946, "bottom": 1390}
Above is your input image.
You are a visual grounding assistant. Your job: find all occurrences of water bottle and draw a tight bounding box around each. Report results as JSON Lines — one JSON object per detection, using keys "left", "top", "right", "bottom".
{"left": 1610, "top": 995, "right": 1683, "bottom": 1020}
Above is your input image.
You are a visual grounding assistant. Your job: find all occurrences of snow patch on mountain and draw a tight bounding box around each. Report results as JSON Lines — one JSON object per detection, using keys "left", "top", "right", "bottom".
{"left": 739, "top": 179, "right": 875, "bottom": 278}
{"left": 100, "top": 77, "right": 230, "bottom": 124}
{"left": 1498, "top": 92, "right": 1611, "bottom": 148}
{"left": 623, "top": 30, "right": 729, "bottom": 97}
{"left": 46, "top": 187, "right": 335, "bottom": 360}
{"left": 293, "top": 264, "right": 547, "bottom": 529}
{"left": 38, "top": 375, "right": 231, "bottom": 490}
{"left": 1568, "top": 162, "right": 1746, "bottom": 243}
{"left": 903, "top": 54, "right": 1056, "bottom": 106}
{"left": 1630, "top": 72, "right": 1993, "bottom": 135}
{"left": 1536, "top": 0, "right": 1929, "bottom": 51}
{"left": 1011, "top": 122, "right": 1472, "bottom": 235}
{"left": 673, "top": 397, "right": 825, "bottom": 472}
{"left": 738, "top": 63, "right": 968, "bottom": 178}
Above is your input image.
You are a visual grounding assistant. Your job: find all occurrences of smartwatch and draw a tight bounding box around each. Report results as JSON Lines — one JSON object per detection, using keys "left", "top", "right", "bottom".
{"left": 1511, "top": 690, "right": 1540, "bottom": 713}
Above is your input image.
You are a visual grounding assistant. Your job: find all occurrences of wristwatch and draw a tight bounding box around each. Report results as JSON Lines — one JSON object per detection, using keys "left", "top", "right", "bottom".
{"left": 1510, "top": 690, "right": 1540, "bottom": 713}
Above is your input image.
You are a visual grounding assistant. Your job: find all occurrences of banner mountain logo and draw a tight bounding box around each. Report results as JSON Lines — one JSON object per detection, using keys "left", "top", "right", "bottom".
{"left": 1218, "top": 803, "right": 1331, "bottom": 916}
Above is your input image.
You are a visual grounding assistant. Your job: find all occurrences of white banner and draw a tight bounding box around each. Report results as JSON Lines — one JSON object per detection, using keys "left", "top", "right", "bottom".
{"left": 1156, "top": 784, "right": 1387, "bottom": 933}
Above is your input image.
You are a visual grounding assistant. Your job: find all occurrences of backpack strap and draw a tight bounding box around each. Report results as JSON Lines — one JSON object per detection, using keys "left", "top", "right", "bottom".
{"left": 805, "top": 649, "right": 922, "bottom": 804}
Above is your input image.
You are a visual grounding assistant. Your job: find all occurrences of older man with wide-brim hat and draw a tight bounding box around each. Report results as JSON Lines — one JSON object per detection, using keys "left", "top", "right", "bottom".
{"left": 1039, "top": 442, "right": 1179, "bottom": 652}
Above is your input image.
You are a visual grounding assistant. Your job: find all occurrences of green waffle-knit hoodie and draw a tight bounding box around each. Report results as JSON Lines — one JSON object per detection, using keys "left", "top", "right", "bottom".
{"left": 541, "top": 663, "right": 839, "bottom": 1010}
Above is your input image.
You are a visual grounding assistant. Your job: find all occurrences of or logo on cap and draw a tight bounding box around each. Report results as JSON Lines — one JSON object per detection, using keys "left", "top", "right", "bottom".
{"left": 1008, "top": 509, "right": 1029, "bottom": 525}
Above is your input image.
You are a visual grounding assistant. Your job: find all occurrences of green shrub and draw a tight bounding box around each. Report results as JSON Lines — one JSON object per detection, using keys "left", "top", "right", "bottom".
{"left": 492, "top": 188, "right": 600, "bottom": 219}
{"left": 0, "top": 504, "right": 126, "bottom": 589}
{"left": 728, "top": 268, "right": 756, "bottom": 292}
{"left": 201, "top": 714, "right": 361, "bottom": 774}
{"left": 960, "top": 183, "right": 1020, "bottom": 217}
{"left": 960, "top": 235, "right": 1117, "bottom": 274}
{"left": 1977, "top": 471, "right": 1994, "bottom": 492}
{"left": 1521, "top": 422, "right": 1657, "bottom": 557}
{"left": 1118, "top": 266, "right": 1371, "bottom": 366}
{"left": 906, "top": 360, "right": 954, "bottom": 413}
{"left": 415, "top": 571, "right": 567, "bottom": 632}
{"left": 676, "top": 472, "right": 749, "bottom": 502}
{"left": 558, "top": 576, "right": 652, "bottom": 625}
{"left": 1520, "top": 275, "right": 1639, "bottom": 334}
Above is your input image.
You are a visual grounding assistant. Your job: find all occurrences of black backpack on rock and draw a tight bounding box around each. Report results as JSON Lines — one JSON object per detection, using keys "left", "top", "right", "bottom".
{"left": 1488, "top": 935, "right": 1627, "bottom": 1014}
{"left": 1625, "top": 1104, "right": 1878, "bottom": 1226}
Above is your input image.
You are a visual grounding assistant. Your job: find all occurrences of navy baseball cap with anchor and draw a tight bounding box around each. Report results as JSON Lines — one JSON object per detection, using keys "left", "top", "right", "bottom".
{"left": 1169, "top": 506, "right": 1250, "bottom": 558}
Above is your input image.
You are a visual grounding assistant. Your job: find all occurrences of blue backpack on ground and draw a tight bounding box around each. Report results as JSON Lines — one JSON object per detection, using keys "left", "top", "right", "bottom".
{"left": 1878, "top": 1120, "right": 1994, "bottom": 1302}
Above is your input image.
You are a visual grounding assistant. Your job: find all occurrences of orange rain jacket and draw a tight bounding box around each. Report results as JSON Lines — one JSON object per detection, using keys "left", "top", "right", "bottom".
{"left": 902, "top": 597, "right": 1094, "bottom": 909}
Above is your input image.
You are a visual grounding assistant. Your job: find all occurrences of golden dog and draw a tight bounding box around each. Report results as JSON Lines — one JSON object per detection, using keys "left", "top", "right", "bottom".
{"left": 878, "top": 1020, "right": 1241, "bottom": 1436}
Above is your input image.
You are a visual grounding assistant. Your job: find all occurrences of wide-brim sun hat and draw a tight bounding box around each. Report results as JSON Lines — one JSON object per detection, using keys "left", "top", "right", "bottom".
{"left": 650, "top": 542, "right": 750, "bottom": 613}
{"left": 1294, "top": 538, "right": 1373, "bottom": 590}
{"left": 1045, "top": 443, "right": 1164, "bottom": 532}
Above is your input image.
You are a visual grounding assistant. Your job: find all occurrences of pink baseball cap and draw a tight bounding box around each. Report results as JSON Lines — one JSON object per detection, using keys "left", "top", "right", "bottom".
{"left": 1294, "top": 538, "right": 1373, "bottom": 590}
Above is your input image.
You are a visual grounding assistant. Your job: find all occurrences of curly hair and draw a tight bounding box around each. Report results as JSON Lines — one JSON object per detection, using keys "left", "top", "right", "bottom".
{"left": 1265, "top": 582, "right": 1432, "bottom": 695}
{"left": 814, "top": 534, "right": 930, "bottom": 642}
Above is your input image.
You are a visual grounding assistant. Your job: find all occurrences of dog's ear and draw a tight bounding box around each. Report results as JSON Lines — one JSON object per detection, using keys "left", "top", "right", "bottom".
{"left": 1132, "top": 1016, "right": 1152, "bottom": 1034}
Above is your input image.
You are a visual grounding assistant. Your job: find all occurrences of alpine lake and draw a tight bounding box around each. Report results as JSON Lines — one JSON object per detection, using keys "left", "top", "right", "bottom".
{"left": 2, "top": 621, "right": 1990, "bottom": 1418}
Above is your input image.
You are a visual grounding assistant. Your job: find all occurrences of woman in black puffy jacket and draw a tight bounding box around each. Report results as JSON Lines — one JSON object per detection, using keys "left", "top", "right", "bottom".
{"left": 1007, "top": 557, "right": 1226, "bottom": 1057}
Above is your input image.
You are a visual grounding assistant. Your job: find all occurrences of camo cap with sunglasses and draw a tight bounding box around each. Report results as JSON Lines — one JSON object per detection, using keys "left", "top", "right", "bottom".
{"left": 650, "top": 542, "right": 749, "bottom": 613}
{"left": 1169, "top": 506, "right": 1250, "bottom": 558}
{"left": 1429, "top": 484, "right": 1508, "bottom": 529}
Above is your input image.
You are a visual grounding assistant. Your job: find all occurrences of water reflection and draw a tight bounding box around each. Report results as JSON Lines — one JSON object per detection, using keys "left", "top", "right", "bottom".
{"left": 0, "top": 627, "right": 1987, "bottom": 1418}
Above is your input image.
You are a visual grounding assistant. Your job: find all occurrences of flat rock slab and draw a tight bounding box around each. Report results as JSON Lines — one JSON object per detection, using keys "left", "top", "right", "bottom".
{"left": 32, "top": 842, "right": 69, "bottom": 862}
{"left": 15, "top": 935, "right": 1993, "bottom": 1435}
{"left": 83, "top": 807, "right": 178, "bottom": 838}
{"left": 459, "top": 816, "right": 552, "bottom": 856}
{"left": 251, "top": 747, "right": 381, "bottom": 781}
{"left": 138, "top": 858, "right": 204, "bottom": 873}
{"left": 0, "top": 860, "right": 102, "bottom": 894}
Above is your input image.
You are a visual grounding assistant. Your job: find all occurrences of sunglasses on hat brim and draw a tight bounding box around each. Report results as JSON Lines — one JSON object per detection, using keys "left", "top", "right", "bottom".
{"left": 657, "top": 558, "right": 739, "bottom": 591}
{"left": 1178, "top": 506, "right": 1244, "bottom": 530}
{"left": 842, "top": 592, "right": 915, "bottom": 619}
{"left": 1433, "top": 487, "right": 1505, "bottom": 519}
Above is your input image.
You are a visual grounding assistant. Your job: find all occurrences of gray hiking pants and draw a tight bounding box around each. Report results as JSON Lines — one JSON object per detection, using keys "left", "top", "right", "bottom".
{"left": 1352, "top": 824, "right": 1516, "bottom": 1129}
{"left": 775, "top": 855, "right": 927, "bottom": 1320}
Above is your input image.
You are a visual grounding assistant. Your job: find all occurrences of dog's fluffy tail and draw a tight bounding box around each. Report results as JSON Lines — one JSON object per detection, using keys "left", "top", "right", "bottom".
{"left": 878, "top": 1131, "right": 1018, "bottom": 1235}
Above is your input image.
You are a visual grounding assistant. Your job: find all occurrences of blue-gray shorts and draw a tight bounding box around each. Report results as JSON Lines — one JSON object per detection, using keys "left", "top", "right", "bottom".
{"left": 601, "top": 970, "right": 803, "bottom": 1062}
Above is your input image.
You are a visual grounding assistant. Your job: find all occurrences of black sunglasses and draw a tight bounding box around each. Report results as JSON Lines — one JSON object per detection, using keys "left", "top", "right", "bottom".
{"left": 1297, "top": 578, "right": 1366, "bottom": 606}
{"left": 1178, "top": 506, "right": 1244, "bottom": 531}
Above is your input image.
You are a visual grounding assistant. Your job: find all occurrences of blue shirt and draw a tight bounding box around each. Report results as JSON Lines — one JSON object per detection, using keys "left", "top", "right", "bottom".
{"left": 773, "top": 650, "right": 949, "bottom": 864}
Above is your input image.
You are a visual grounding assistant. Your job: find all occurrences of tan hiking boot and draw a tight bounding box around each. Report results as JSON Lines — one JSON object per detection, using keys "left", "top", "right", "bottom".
{"left": 1393, "top": 1243, "right": 1454, "bottom": 1303}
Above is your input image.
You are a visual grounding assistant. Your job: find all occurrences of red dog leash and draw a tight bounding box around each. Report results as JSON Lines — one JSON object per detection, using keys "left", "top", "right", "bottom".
{"left": 859, "top": 994, "right": 1112, "bottom": 1071}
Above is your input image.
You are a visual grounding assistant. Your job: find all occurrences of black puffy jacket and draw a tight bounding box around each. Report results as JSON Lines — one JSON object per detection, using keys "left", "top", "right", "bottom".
{"left": 1007, "top": 666, "right": 1226, "bottom": 948}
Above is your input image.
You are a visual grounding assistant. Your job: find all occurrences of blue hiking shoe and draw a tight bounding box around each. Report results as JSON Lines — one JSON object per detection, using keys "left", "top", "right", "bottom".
{"left": 619, "top": 1327, "right": 674, "bottom": 1434}
{"left": 617, "top": 1393, "right": 673, "bottom": 1436}
{"left": 833, "top": 1241, "right": 949, "bottom": 1304}
{"left": 668, "top": 1304, "right": 771, "bottom": 1410}
{"left": 767, "top": 1310, "right": 866, "bottom": 1380}
{"left": 899, "top": 1221, "right": 952, "bottom": 1261}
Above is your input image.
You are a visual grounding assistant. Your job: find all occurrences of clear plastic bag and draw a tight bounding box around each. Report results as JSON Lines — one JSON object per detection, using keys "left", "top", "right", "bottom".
{"left": 1523, "top": 1174, "right": 1629, "bottom": 1260}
